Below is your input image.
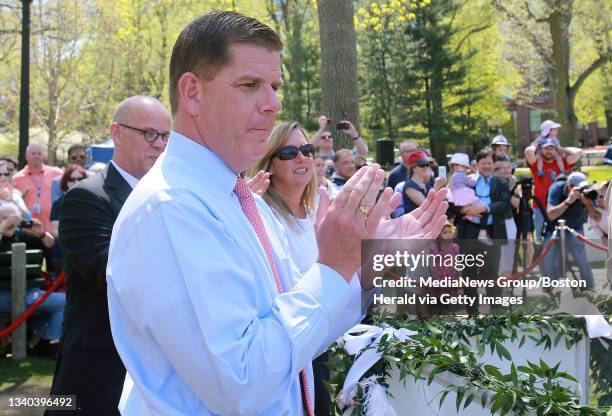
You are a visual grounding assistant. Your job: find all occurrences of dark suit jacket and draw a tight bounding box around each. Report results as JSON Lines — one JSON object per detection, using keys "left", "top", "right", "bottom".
{"left": 48, "top": 164, "right": 132, "bottom": 416}
{"left": 451, "top": 175, "right": 511, "bottom": 240}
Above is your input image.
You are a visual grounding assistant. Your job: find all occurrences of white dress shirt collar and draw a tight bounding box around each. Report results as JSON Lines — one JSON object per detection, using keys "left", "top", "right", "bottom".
{"left": 166, "top": 130, "right": 239, "bottom": 196}
{"left": 110, "top": 160, "right": 139, "bottom": 189}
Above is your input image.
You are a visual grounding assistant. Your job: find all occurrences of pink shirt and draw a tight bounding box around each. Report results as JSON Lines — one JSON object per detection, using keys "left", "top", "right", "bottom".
{"left": 12, "top": 164, "right": 63, "bottom": 230}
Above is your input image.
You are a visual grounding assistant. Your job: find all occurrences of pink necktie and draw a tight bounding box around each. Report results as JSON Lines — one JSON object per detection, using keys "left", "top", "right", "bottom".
{"left": 234, "top": 178, "right": 315, "bottom": 416}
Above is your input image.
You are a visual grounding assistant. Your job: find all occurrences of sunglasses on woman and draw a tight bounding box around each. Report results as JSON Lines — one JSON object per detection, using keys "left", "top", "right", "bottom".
{"left": 273, "top": 144, "right": 316, "bottom": 160}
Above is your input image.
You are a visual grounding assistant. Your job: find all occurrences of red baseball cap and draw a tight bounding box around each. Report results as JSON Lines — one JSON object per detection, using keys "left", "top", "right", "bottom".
{"left": 407, "top": 150, "right": 430, "bottom": 166}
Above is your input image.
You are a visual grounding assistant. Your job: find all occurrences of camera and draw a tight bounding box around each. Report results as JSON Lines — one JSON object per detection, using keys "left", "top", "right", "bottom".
{"left": 516, "top": 176, "right": 533, "bottom": 196}
{"left": 20, "top": 220, "right": 33, "bottom": 228}
{"left": 336, "top": 122, "right": 349, "bottom": 130}
{"left": 578, "top": 185, "right": 598, "bottom": 200}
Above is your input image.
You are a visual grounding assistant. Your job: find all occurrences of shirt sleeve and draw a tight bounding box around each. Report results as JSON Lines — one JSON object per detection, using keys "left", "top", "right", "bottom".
{"left": 107, "top": 194, "right": 352, "bottom": 415}
{"left": 548, "top": 182, "right": 563, "bottom": 207}
{"left": 50, "top": 198, "right": 60, "bottom": 221}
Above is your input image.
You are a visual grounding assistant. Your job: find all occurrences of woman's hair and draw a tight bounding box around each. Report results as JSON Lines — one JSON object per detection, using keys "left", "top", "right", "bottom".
{"left": 248, "top": 121, "right": 318, "bottom": 230}
{"left": 0, "top": 160, "right": 10, "bottom": 173}
{"left": 60, "top": 164, "right": 88, "bottom": 191}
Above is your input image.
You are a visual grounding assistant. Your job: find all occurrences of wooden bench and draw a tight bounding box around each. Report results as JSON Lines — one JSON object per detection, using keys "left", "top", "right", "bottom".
{"left": 0, "top": 248, "right": 44, "bottom": 291}
{"left": 0, "top": 244, "right": 44, "bottom": 359}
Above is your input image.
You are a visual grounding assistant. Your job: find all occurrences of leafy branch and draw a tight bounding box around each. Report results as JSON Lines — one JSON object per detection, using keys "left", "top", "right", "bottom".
{"left": 328, "top": 308, "right": 610, "bottom": 415}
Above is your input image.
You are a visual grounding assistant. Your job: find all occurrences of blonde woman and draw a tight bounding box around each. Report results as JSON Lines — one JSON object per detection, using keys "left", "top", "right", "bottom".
{"left": 249, "top": 121, "right": 318, "bottom": 271}
{"left": 249, "top": 121, "right": 343, "bottom": 415}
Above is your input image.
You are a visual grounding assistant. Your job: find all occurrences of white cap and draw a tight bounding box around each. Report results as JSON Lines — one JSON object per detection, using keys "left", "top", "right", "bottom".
{"left": 491, "top": 135, "right": 510, "bottom": 147}
{"left": 449, "top": 153, "right": 470, "bottom": 168}
{"left": 567, "top": 172, "right": 588, "bottom": 188}
{"left": 540, "top": 120, "right": 561, "bottom": 137}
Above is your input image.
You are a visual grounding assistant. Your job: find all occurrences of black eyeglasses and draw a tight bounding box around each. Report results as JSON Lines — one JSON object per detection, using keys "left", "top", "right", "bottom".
{"left": 321, "top": 135, "right": 332, "bottom": 140}
{"left": 69, "top": 154, "right": 87, "bottom": 162}
{"left": 118, "top": 123, "right": 170, "bottom": 143}
{"left": 273, "top": 144, "right": 316, "bottom": 160}
{"left": 0, "top": 173, "right": 11, "bottom": 177}
{"left": 67, "top": 177, "right": 85, "bottom": 182}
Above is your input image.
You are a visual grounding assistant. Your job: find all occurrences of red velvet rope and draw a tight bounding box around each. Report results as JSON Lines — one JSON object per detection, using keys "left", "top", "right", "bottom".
{"left": 568, "top": 228, "right": 609, "bottom": 252}
{"left": 0, "top": 271, "right": 65, "bottom": 339}
{"left": 499, "top": 233, "right": 557, "bottom": 281}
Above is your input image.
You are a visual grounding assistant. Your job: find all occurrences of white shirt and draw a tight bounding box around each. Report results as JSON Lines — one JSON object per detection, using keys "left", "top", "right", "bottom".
{"left": 110, "top": 160, "right": 138, "bottom": 189}
{"left": 107, "top": 132, "right": 361, "bottom": 415}
{"left": 271, "top": 209, "right": 367, "bottom": 317}
{"left": 271, "top": 213, "right": 318, "bottom": 273}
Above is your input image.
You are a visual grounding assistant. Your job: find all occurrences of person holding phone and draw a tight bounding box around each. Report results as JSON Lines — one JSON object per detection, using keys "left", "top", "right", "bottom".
{"left": 311, "top": 115, "right": 368, "bottom": 161}
{"left": 0, "top": 160, "right": 29, "bottom": 218}
{"left": 0, "top": 204, "right": 61, "bottom": 356}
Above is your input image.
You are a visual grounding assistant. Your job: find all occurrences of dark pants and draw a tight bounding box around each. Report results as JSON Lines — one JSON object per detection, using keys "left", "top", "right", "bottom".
{"left": 313, "top": 351, "right": 333, "bottom": 416}
{"left": 460, "top": 223, "right": 502, "bottom": 314}
{"left": 46, "top": 343, "right": 125, "bottom": 416}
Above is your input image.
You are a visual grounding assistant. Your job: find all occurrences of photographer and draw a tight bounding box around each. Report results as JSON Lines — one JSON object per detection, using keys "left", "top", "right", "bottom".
{"left": 311, "top": 115, "right": 368, "bottom": 160}
{"left": 540, "top": 172, "right": 599, "bottom": 289}
{"left": 0, "top": 204, "right": 63, "bottom": 356}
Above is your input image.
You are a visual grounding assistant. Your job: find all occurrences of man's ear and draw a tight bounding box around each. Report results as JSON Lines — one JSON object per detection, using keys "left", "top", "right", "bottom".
{"left": 178, "top": 72, "right": 202, "bottom": 116}
{"left": 109, "top": 122, "right": 122, "bottom": 147}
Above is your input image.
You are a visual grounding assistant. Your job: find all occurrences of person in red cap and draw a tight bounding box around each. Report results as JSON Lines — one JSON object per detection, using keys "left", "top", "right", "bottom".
{"left": 402, "top": 150, "right": 446, "bottom": 215}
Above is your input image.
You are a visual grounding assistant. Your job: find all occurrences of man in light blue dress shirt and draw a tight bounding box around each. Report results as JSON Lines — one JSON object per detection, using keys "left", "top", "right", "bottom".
{"left": 107, "top": 11, "right": 448, "bottom": 415}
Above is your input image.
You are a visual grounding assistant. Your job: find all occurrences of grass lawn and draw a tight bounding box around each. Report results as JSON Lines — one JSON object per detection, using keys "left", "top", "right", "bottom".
{"left": 0, "top": 357, "right": 54, "bottom": 393}
{"left": 0, "top": 357, "right": 54, "bottom": 415}
{"left": 515, "top": 165, "right": 612, "bottom": 183}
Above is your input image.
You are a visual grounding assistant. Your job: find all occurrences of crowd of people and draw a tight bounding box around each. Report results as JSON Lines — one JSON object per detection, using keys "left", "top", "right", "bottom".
{"left": 0, "top": 10, "right": 609, "bottom": 416}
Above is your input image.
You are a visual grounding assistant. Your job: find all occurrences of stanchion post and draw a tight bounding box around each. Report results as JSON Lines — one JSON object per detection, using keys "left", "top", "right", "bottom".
{"left": 558, "top": 219, "right": 567, "bottom": 280}
{"left": 11, "top": 242, "right": 27, "bottom": 359}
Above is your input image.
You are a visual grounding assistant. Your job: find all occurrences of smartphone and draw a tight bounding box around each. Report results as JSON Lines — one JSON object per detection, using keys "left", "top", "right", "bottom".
{"left": 437, "top": 166, "right": 447, "bottom": 178}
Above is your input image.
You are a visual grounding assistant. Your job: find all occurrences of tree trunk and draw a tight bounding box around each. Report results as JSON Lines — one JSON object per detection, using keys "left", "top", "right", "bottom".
{"left": 316, "top": 0, "right": 360, "bottom": 150}
{"left": 548, "top": 0, "right": 577, "bottom": 146}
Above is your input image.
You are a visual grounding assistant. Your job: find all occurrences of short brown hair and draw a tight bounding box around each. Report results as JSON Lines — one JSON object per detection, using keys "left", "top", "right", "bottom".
{"left": 169, "top": 11, "right": 282, "bottom": 115}
{"left": 475, "top": 147, "right": 494, "bottom": 162}
{"left": 333, "top": 149, "right": 354, "bottom": 164}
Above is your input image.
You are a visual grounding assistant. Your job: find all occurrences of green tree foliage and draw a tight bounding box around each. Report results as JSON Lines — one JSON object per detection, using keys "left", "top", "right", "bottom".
{"left": 0, "top": 0, "right": 607, "bottom": 164}
{"left": 266, "top": 0, "right": 321, "bottom": 130}
{"left": 494, "top": 0, "right": 612, "bottom": 146}
{"left": 356, "top": 0, "right": 506, "bottom": 161}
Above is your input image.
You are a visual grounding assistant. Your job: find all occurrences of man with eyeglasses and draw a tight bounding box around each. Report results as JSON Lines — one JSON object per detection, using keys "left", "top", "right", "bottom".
{"left": 47, "top": 95, "right": 170, "bottom": 416}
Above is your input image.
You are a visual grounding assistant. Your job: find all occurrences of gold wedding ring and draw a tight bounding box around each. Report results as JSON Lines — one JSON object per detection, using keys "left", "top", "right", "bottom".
{"left": 358, "top": 204, "right": 372, "bottom": 216}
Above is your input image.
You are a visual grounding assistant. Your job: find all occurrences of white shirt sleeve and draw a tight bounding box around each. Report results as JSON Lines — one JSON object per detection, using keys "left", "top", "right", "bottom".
{"left": 107, "top": 194, "right": 352, "bottom": 415}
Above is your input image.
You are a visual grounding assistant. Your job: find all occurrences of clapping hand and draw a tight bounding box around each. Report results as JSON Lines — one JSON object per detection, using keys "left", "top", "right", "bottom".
{"left": 375, "top": 188, "right": 448, "bottom": 240}
{"left": 247, "top": 171, "right": 270, "bottom": 196}
{"left": 315, "top": 165, "right": 448, "bottom": 282}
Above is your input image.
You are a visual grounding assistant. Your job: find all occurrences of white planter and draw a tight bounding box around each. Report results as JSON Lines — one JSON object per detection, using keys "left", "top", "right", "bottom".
{"left": 385, "top": 330, "right": 589, "bottom": 415}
